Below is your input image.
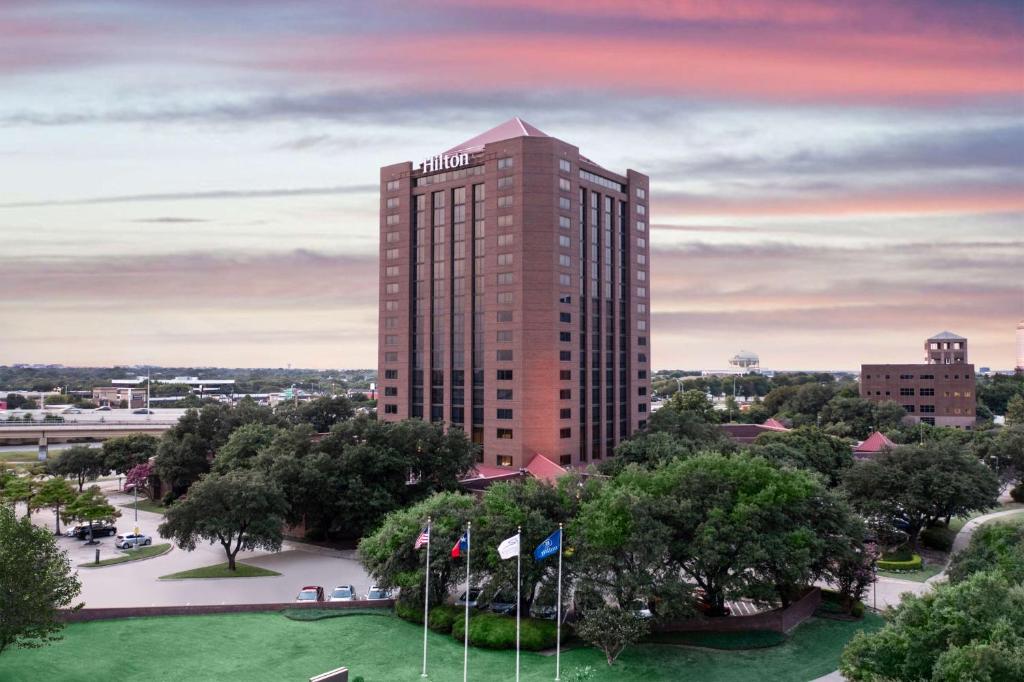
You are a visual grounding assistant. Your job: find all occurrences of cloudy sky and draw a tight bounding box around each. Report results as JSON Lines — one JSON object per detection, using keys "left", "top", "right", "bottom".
{"left": 1, "top": 0, "right": 1022, "bottom": 370}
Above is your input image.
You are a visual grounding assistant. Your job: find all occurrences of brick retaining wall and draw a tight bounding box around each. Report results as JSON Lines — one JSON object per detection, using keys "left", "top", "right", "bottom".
{"left": 61, "top": 599, "right": 395, "bottom": 623}
{"left": 654, "top": 588, "right": 821, "bottom": 634}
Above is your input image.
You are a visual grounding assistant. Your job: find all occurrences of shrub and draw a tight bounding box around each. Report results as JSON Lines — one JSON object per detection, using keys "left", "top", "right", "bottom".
{"left": 428, "top": 604, "right": 461, "bottom": 633}
{"left": 881, "top": 545, "right": 915, "bottom": 562}
{"left": 451, "top": 612, "right": 558, "bottom": 650}
{"left": 394, "top": 599, "right": 423, "bottom": 624}
{"left": 877, "top": 554, "right": 922, "bottom": 571}
{"left": 920, "top": 525, "right": 955, "bottom": 552}
{"left": 850, "top": 601, "right": 865, "bottom": 618}
{"left": 1011, "top": 485, "right": 1024, "bottom": 504}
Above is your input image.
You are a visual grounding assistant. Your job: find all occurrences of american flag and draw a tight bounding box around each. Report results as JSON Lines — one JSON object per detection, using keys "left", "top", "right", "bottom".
{"left": 414, "top": 526, "right": 430, "bottom": 550}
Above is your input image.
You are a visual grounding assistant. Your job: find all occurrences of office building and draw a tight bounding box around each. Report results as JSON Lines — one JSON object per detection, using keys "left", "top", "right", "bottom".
{"left": 92, "top": 386, "right": 146, "bottom": 409}
{"left": 378, "top": 118, "right": 651, "bottom": 468}
{"left": 860, "top": 331, "right": 975, "bottom": 429}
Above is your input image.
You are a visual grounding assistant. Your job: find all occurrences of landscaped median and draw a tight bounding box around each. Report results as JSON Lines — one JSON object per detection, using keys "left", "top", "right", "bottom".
{"left": 159, "top": 562, "right": 280, "bottom": 580}
{"left": 118, "top": 498, "right": 168, "bottom": 515}
{"left": 79, "top": 543, "right": 172, "bottom": 568}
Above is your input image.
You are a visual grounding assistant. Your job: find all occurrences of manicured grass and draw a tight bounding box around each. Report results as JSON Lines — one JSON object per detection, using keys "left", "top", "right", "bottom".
{"left": 118, "top": 498, "right": 167, "bottom": 515}
{"left": 0, "top": 611, "right": 883, "bottom": 681}
{"left": 990, "top": 511, "right": 1024, "bottom": 527}
{"left": 159, "top": 562, "right": 281, "bottom": 580}
{"left": 0, "top": 450, "right": 37, "bottom": 463}
{"left": 876, "top": 561, "right": 944, "bottom": 583}
{"left": 79, "top": 543, "right": 172, "bottom": 567}
{"left": 646, "top": 629, "right": 787, "bottom": 650}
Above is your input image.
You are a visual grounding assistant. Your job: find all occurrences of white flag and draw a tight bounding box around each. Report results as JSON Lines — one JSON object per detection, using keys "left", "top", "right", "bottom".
{"left": 497, "top": 533, "right": 520, "bottom": 560}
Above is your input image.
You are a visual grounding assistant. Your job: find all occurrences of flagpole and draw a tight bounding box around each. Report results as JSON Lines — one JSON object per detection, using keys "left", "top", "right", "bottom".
{"left": 463, "top": 521, "right": 471, "bottom": 682}
{"left": 421, "top": 517, "right": 431, "bottom": 678}
{"left": 516, "top": 525, "right": 521, "bottom": 682}
{"left": 555, "top": 523, "right": 563, "bottom": 682}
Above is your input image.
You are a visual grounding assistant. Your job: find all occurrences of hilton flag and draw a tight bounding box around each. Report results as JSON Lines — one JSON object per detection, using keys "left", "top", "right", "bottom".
{"left": 497, "top": 533, "right": 520, "bottom": 560}
{"left": 534, "top": 529, "right": 561, "bottom": 561}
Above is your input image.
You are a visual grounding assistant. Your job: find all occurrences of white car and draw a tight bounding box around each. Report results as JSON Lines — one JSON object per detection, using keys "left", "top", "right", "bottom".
{"left": 115, "top": 533, "right": 152, "bottom": 549}
{"left": 328, "top": 585, "right": 357, "bottom": 602}
{"left": 365, "top": 586, "right": 392, "bottom": 601}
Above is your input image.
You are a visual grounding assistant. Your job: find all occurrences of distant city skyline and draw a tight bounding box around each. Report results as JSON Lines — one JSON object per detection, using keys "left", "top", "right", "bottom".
{"left": 1, "top": 1, "right": 1021, "bottom": 370}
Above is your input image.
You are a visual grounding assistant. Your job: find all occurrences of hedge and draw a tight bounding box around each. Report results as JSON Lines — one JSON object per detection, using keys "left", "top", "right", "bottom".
{"left": 394, "top": 599, "right": 423, "bottom": 624}
{"left": 877, "top": 554, "right": 922, "bottom": 571}
{"left": 1011, "top": 485, "right": 1024, "bottom": 504}
{"left": 428, "top": 605, "right": 462, "bottom": 633}
{"left": 452, "top": 612, "right": 558, "bottom": 651}
{"left": 920, "top": 525, "right": 955, "bottom": 552}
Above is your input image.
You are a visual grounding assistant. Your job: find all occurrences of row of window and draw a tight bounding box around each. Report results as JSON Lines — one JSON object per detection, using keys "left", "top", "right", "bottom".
{"left": 864, "top": 373, "right": 971, "bottom": 380}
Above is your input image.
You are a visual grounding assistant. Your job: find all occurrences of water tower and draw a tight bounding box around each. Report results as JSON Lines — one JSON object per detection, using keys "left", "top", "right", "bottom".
{"left": 728, "top": 350, "right": 760, "bottom": 373}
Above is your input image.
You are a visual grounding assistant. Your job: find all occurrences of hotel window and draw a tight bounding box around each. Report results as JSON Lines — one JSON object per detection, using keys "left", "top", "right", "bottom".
{"left": 497, "top": 176, "right": 514, "bottom": 189}
{"left": 385, "top": 266, "right": 399, "bottom": 277}
{"left": 559, "top": 178, "right": 571, "bottom": 192}
{"left": 386, "top": 231, "right": 400, "bottom": 243}
{"left": 637, "top": 237, "right": 646, "bottom": 248}
{"left": 920, "top": 388, "right": 935, "bottom": 396}
{"left": 637, "top": 353, "right": 647, "bottom": 363}
{"left": 638, "top": 387, "right": 647, "bottom": 396}
{"left": 637, "top": 336, "right": 647, "bottom": 346}
{"left": 497, "top": 233, "right": 515, "bottom": 246}
{"left": 386, "top": 214, "right": 400, "bottom": 226}
{"left": 920, "top": 405, "right": 936, "bottom": 413}
{"left": 496, "top": 330, "right": 513, "bottom": 342}
{"left": 497, "top": 195, "right": 514, "bottom": 208}
{"left": 386, "top": 197, "right": 400, "bottom": 209}
{"left": 636, "top": 187, "right": 646, "bottom": 200}
{"left": 638, "top": 370, "right": 647, "bottom": 379}
{"left": 637, "top": 204, "right": 646, "bottom": 216}
{"left": 559, "top": 159, "right": 571, "bottom": 172}
{"left": 559, "top": 274, "right": 571, "bottom": 286}
{"left": 385, "top": 300, "right": 398, "bottom": 311}
{"left": 559, "top": 255, "right": 571, "bottom": 267}
{"left": 497, "top": 292, "right": 514, "bottom": 304}
{"left": 384, "top": 335, "right": 397, "bottom": 345}
{"left": 385, "top": 248, "right": 399, "bottom": 260}
{"left": 497, "top": 253, "right": 514, "bottom": 265}
{"left": 384, "top": 404, "right": 398, "bottom": 414}
{"left": 560, "top": 350, "right": 572, "bottom": 361}
{"left": 900, "top": 374, "right": 914, "bottom": 379}
{"left": 385, "top": 352, "right": 398, "bottom": 362}
{"left": 900, "top": 388, "right": 915, "bottom": 396}
{"left": 559, "top": 235, "right": 571, "bottom": 248}
{"left": 638, "top": 420, "right": 647, "bottom": 429}
{"left": 384, "top": 387, "right": 398, "bottom": 397}
{"left": 385, "top": 283, "right": 400, "bottom": 294}
{"left": 903, "top": 405, "right": 915, "bottom": 412}
{"left": 637, "top": 270, "right": 646, "bottom": 281}
{"left": 497, "top": 389, "right": 513, "bottom": 400}
{"left": 560, "top": 427, "right": 572, "bottom": 438}
{"left": 497, "top": 428, "right": 514, "bottom": 439}
{"left": 637, "top": 303, "right": 647, "bottom": 313}
{"left": 559, "top": 294, "right": 572, "bottom": 304}
{"left": 497, "top": 454, "right": 514, "bottom": 466}
{"left": 386, "top": 180, "right": 400, "bottom": 192}
{"left": 497, "top": 311, "right": 513, "bottom": 322}
{"left": 559, "top": 312, "right": 571, "bottom": 323}
{"left": 637, "top": 221, "right": 646, "bottom": 232}
{"left": 384, "top": 369, "right": 398, "bottom": 379}
{"left": 560, "top": 370, "right": 571, "bottom": 380}
{"left": 637, "top": 287, "right": 647, "bottom": 297}
{"left": 559, "top": 331, "right": 571, "bottom": 342}
{"left": 384, "top": 316, "right": 397, "bottom": 329}
{"left": 638, "top": 403, "right": 648, "bottom": 413}
{"left": 559, "top": 197, "right": 571, "bottom": 210}
{"left": 496, "top": 350, "right": 513, "bottom": 361}
{"left": 637, "top": 320, "right": 647, "bottom": 330}
{"left": 497, "top": 370, "right": 513, "bottom": 380}
{"left": 559, "top": 216, "right": 571, "bottom": 229}
{"left": 559, "top": 389, "right": 571, "bottom": 399}
{"left": 497, "top": 157, "right": 514, "bottom": 170}
{"left": 497, "top": 215, "right": 514, "bottom": 228}
{"left": 920, "top": 374, "right": 934, "bottom": 379}
{"left": 497, "top": 272, "right": 514, "bottom": 285}
{"left": 497, "top": 409, "right": 513, "bottom": 420}
{"left": 964, "top": 391, "right": 972, "bottom": 397}
{"left": 637, "top": 254, "right": 646, "bottom": 264}
{"left": 921, "top": 417, "right": 935, "bottom": 425}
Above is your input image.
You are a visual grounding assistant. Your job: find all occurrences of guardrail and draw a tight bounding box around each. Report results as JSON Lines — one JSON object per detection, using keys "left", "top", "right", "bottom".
{"left": 0, "top": 421, "right": 176, "bottom": 428}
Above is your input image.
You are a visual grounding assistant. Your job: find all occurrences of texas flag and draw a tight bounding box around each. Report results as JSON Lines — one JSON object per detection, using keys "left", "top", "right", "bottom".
{"left": 451, "top": 532, "right": 469, "bottom": 558}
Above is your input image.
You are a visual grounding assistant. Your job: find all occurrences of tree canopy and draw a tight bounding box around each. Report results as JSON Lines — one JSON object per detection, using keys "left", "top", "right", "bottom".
{"left": 101, "top": 434, "right": 158, "bottom": 475}
{"left": 47, "top": 446, "right": 106, "bottom": 492}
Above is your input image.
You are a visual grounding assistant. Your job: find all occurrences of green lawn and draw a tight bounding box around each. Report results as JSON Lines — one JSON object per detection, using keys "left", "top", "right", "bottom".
{"left": 118, "top": 499, "right": 168, "bottom": 515}
{"left": 0, "top": 611, "right": 883, "bottom": 681}
{"left": 876, "top": 561, "right": 944, "bottom": 583}
{"left": 990, "top": 510, "right": 1024, "bottom": 527}
{"left": 0, "top": 451, "right": 37, "bottom": 463}
{"left": 79, "top": 543, "right": 171, "bottom": 567}
{"left": 159, "top": 562, "right": 281, "bottom": 580}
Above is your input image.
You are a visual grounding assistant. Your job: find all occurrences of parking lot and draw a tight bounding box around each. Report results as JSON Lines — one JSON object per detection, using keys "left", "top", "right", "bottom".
{"left": 28, "top": 485, "right": 371, "bottom": 608}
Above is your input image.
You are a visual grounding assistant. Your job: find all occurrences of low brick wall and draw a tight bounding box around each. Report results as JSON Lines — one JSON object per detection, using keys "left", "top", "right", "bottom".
{"left": 61, "top": 599, "right": 395, "bottom": 623}
{"left": 654, "top": 588, "right": 821, "bottom": 635}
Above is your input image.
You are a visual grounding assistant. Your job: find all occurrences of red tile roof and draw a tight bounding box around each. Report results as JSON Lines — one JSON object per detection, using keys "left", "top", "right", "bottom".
{"left": 854, "top": 431, "right": 896, "bottom": 454}
{"left": 525, "top": 453, "right": 568, "bottom": 483}
{"left": 761, "top": 418, "right": 789, "bottom": 431}
{"left": 446, "top": 117, "right": 549, "bottom": 155}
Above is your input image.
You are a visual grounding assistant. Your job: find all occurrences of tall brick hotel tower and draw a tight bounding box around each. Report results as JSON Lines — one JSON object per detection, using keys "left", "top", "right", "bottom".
{"left": 378, "top": 118, "right": 651, "bottom": 469}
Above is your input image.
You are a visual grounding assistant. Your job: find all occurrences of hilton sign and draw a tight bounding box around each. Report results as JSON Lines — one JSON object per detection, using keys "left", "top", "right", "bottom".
{"left": 419, "top": 152, "right": 469, "bottom": 173}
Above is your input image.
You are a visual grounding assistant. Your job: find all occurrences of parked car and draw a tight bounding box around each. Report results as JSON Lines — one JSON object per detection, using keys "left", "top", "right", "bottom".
{"left": 629, "top": 599, "right": 653, "bottom": 619}
{"left": 74, "top": 522, "right": 117, "bottom": 539}
{"left": 454, "top": 589, "right": 482, "bottom": 608}
{"left": 132, "top": 408, "right": 153, "bottom": 415}
{"left": 328, "top": 585, "right": 357, "bottom": 602}
{"left": 115, "top": 533, "right": 152, "bottom": 549}
{"left": 296, "top": 586, "right": 325, "bottom": 603}
{"left": 93, "top": 406, "right": 111, "bottom": 411}
{"left": 530, "top": 604, "right": 557, "bottom": 620}
{"left": 488, "top": 592, "right": 517, "bottom": 615}
{"left": 365, "top": 586, "right": 392, "bottom": 601}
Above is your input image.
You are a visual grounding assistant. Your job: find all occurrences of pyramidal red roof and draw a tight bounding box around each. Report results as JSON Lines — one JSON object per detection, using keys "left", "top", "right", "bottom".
{"left": 525, "top": 452, "right": 567, "bottom": 483}
{"left": 446, "top": 117, "right": 549, "bottom": 155}
{"left": 854, "top": 431, "right": 896, "bottom": 453}
{"left": 762, "top": 418, "right": 789, "bottom": 431}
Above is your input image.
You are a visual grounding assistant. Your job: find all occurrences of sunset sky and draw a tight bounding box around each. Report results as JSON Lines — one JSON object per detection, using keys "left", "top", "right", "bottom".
{"left": 1, "top": 0, "right": 1022, "bottom": 370}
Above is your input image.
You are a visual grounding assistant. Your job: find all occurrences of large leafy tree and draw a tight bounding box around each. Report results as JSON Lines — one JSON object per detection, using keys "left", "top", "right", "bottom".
{"left": 33, "top": 478, "right": 77, "bottom": 535}
{"left": 277, "top": 395, "right": 354, "bottom": 432}
{"left": 841, "top": 570, "right": 1024, "bottom": 682}
{"left": 101, "top": 434, "right": 158, "bottom": 475}
{"left": 158, "top": 469, "right": 287, "bottom": 570}
{"left": 0, "top": 506, "right": 82, "bottom": 656}
{"left": 972, "top": 424, "right": 1024, "bottom": 485}
{"left": 947, "top": 523, "right": 1024, "bottom": 586}
{"left": 842, "top": 441, "right": 999, "bottom": 549}
{"left": 358, "top": 491, "right": 478, "bottom": 607}
{"left": 47, "top": 446, "right": 106, "bottom": 492}
{"left": 750, "top": 426, "right": 853, "bottom": 487}
{"left": 64, "top": 486, "right": 120, "bottom": 542}
{"left": 211, "top": 423, "right": 281, "bottom": 473}
{"left": 1, "top": 477, "right": 37, "bottom": 519}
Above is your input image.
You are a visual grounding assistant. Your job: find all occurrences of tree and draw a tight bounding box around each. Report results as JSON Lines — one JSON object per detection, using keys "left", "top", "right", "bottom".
{"left": 0, "top": 506, "right": 81, "bottom": 656}
{"left": 125, "top": 461, "right": 155, "bottom": 498}
{"left": 665, "top": 389, "right": 719, "bottom": 423}
{"left": 947, "top": 523, "right": 1024, "bottom": 586}
{"left": 1006, "top": 393, "right": 1024, "bottom": 426}
{"left": 574, "top": 606, "right": 650, "bottom": 666}
{"left": 154, "top": 432, "right": 210, "bottom": 500}
{"left": 750, "top": 426, "right": 853, "bottom": 487}
{"left": 158, "top": 469, "right": 287, "bottom": 570}
{"left": 840, "top": 570, "right": 1024, "bottom": 682}
{"left": 47, "top": 446, "right": 106, "bottom": 492}
{"left": 32, "top": 478, "right": 77, "bottom": 535}
{"left": 1, "top": 477, "right": 36, "bottom": 519}
{"left": 827, "top": 541, "right": 879, "bottom": 612}
{"left": 842, "top": 441, "right": 1000, "bottom": 549}
{"left": 972, "top": 424, "right": 1024, "bottom": 484}
{"left": 278, "top": 395, "right": 354, "bottom": 432}
{"left": 211, "top": 423, "right": 281, "bottom": 473}
{"left": 64, "top": 486, "right": 120, "bottom": 543}
{"left": 101, "top": 434, "right": 158, "bottom": 475}
{"left": 599, "top": 431, "right": 704, "bottom": 476}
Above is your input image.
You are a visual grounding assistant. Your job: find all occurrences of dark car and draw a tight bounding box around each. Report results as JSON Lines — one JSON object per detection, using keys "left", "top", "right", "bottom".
{"left": 488, "top": 593, "right": 517, "bottom": 615}
{"left": 74, "top": 522, "right": 117, "bottom": 539}
{"left": 296, "top": 585, "right": 326, "bottom": 603}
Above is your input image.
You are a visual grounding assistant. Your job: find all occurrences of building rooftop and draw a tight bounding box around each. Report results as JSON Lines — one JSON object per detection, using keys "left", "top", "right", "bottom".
{"left": 929, "top": 331, "right": 966, "bottom": 340}
{"left": 445, "top": 117, "right": 549, "bottom": 155}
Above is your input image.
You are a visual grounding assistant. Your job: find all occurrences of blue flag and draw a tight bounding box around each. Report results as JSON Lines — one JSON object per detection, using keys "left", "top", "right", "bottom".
{"left": 534, "top": 529, "right": 561, "bottom": 561}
